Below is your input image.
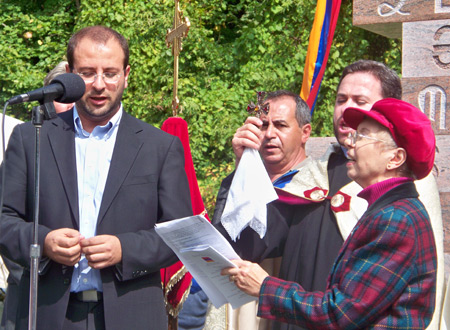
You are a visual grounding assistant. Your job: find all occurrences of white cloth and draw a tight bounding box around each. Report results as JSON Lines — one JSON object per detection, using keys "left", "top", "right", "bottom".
{"left": 0, "top": 114, "right": 23, "bottom": 289}
{"left": 0, "top": 114, "right": 23, "bottom": 162}
{"left": 221, "top": 148, "right": 278, "bottom": 241}
{"left": 441, "top": 277, "right": 450, "bottom": 330}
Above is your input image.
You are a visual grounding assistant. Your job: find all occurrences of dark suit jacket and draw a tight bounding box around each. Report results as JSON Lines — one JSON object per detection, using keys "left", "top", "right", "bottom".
{"left": 0, "top": 110, "right": 192, "bottom": 329}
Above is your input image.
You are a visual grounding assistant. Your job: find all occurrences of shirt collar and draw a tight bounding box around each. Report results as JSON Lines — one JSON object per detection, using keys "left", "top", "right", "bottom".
{"left": 73, "top": 105, "right": 123, "bottom": 139}
{"left": 272, "top": 156, "right": 311, "bottom": 188}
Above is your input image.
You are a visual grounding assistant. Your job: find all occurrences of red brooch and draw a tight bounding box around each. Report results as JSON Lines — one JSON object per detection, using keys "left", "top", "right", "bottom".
{"left": 328, "top": 191, "right": 351, "bottom": 212}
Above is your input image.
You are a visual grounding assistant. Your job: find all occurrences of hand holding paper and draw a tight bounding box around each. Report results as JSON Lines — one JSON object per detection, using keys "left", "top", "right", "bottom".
{"left": 155, "top": 215, "right": 256, "bottom": 309}
{"left": 221, "top": 259, "right": 269, "bottom": 297}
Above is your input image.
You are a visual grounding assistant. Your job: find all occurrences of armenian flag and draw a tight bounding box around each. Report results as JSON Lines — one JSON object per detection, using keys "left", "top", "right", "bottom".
{"left": 300, "top": 0, "right": 342, "bottom": 114}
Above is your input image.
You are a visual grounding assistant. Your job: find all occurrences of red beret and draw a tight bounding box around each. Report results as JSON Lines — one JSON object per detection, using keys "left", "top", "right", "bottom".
{"left": 343, "top": 98, "right": 435, "bottom": 180}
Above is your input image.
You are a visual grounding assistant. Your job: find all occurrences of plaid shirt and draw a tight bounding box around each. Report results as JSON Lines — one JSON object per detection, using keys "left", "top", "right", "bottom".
{"left": 258, "top": 183, "right": 437, "bottom": 329}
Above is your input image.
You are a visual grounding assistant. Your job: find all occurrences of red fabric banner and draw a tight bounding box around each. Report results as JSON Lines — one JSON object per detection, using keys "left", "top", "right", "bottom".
{"left": 160, "top": 116, "right": 210, "bottom": 317}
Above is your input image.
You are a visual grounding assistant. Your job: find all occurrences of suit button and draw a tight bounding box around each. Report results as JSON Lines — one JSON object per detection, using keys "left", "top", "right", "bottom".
{"left": 63, "top": 278, "right": 70, "bottom": 285}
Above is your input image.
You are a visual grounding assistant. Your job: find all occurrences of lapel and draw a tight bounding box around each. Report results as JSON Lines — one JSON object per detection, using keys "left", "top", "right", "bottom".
{"left": 47, "top": 111, "right": 79, "bottom": 227}
{"left": 97, "top": 112, "right": 143, "bottom": 226}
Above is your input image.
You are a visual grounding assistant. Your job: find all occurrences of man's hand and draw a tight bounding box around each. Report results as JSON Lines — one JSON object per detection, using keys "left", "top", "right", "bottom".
{"left": 43, "top": 228, "right": 83, "bottom": 266}
{"left": 80, "top": 235, "right": 122, "bottom": 269}
{"left": 232, "top": 116, "right": 263, "bottom": 166}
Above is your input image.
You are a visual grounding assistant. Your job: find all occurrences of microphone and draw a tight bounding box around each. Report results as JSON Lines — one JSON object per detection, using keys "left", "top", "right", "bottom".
{"left": 7, "top": 73, "right": 86, "bottom": 105}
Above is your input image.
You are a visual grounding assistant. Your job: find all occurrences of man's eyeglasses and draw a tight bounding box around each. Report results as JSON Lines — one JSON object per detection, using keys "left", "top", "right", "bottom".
{"left": 347, "top": 131, "right": 389, "bottom": 145}
{"left": 76, "top": 72, "right": 122, "bottom": 84}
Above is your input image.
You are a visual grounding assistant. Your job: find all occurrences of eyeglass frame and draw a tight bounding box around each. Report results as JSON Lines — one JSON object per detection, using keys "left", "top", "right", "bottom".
{"left": 75, "top": 71, "right": 123, "bottom": 84}
{"left": 347, "top": 131, "right": 390, "bottom": 146}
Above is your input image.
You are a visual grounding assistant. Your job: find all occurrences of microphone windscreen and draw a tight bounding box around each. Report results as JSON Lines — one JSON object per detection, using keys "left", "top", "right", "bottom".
{"left": 52, "top": 73, "right": 86, "bottom": 103}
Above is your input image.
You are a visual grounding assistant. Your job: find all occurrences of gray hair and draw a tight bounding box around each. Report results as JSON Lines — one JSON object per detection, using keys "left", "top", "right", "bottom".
{"left": 265, "top": 90, "right": 311, "bottom": 126}
{"left": 44, "top": 61, "right": 68, "bottom": 86}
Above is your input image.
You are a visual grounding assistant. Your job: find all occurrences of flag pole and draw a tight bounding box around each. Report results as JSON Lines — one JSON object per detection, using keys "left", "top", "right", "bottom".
{"left": 165, "top": 0, "right": 190, "bottom": 117}
{"left": 164, "top": 2, "right": 191, "bottom": 329}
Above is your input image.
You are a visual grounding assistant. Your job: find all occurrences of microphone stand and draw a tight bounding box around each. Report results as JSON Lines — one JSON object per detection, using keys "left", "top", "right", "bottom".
{"left": 29, "top": 100, "right": 56, "bottom": 330}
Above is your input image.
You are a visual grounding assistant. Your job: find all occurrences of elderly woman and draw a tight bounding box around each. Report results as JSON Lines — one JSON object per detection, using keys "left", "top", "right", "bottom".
{"left": 223, "top": 98, "right": 437, "bottom": 329}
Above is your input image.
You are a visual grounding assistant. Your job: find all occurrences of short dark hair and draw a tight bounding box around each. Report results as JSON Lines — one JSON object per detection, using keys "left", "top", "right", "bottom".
{"left": 337, "top": 60, "right": 402, "bottom": 99}
{"left": 264, "top": 90, "right": 311, "bottom": 126}
{"left": 67, "top": 26, "right": 129, "bottom": 71}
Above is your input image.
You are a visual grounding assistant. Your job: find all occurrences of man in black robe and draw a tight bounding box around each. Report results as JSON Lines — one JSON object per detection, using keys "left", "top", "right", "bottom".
{"left": 180, "top": 90, "right": 312, "bottom": 330}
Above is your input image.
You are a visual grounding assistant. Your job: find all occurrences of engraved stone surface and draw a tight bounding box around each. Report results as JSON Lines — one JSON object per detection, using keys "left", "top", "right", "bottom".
{"left": 353, "top": 0, "right": 450, "bottom": 38}
{"left": 402, "top": 77, "right": 450, "bottom": 135}
{"left": 441, "top": 192, "right": 450, "bottom": 254}
{"left": 403, "top": 20, "right": 450, "bottom": 78}
{"left": 434, "top": 135, "right": 450, "bottom": 195}
{"left": 305, "top": 137, "right": 335, "bottom": 159}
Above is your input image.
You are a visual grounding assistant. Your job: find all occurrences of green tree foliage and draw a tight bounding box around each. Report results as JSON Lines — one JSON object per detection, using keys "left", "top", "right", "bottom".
{"left": 0, "top": 0, "right": 400, "bottom": 214}
{"left": 0, "top": 0, "right": 77, "bottom": 118}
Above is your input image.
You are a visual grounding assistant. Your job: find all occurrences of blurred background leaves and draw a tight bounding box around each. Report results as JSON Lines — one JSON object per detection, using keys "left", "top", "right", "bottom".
{"left": 0, "top": 0, "right": 401, "bottom": 215}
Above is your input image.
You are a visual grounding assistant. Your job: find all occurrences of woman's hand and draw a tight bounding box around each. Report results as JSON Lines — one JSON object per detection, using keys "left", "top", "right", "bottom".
{"left": 221, "top": 259, "right": 269, "bottom": 297}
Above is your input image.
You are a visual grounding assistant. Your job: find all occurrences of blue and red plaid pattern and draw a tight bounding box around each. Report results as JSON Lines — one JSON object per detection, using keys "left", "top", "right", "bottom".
{"left": 258, "top": 195, "right": 436, "bottom": 329}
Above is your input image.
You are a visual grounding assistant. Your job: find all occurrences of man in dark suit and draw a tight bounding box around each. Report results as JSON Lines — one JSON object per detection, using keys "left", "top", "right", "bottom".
{"left": 0, "top": 25, "right": 192, "bottom": 329}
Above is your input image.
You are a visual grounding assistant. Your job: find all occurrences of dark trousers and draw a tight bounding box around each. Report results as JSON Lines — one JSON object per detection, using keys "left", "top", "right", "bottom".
{"left": 63, "top": 296, "right": 105, "bottom": 330}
